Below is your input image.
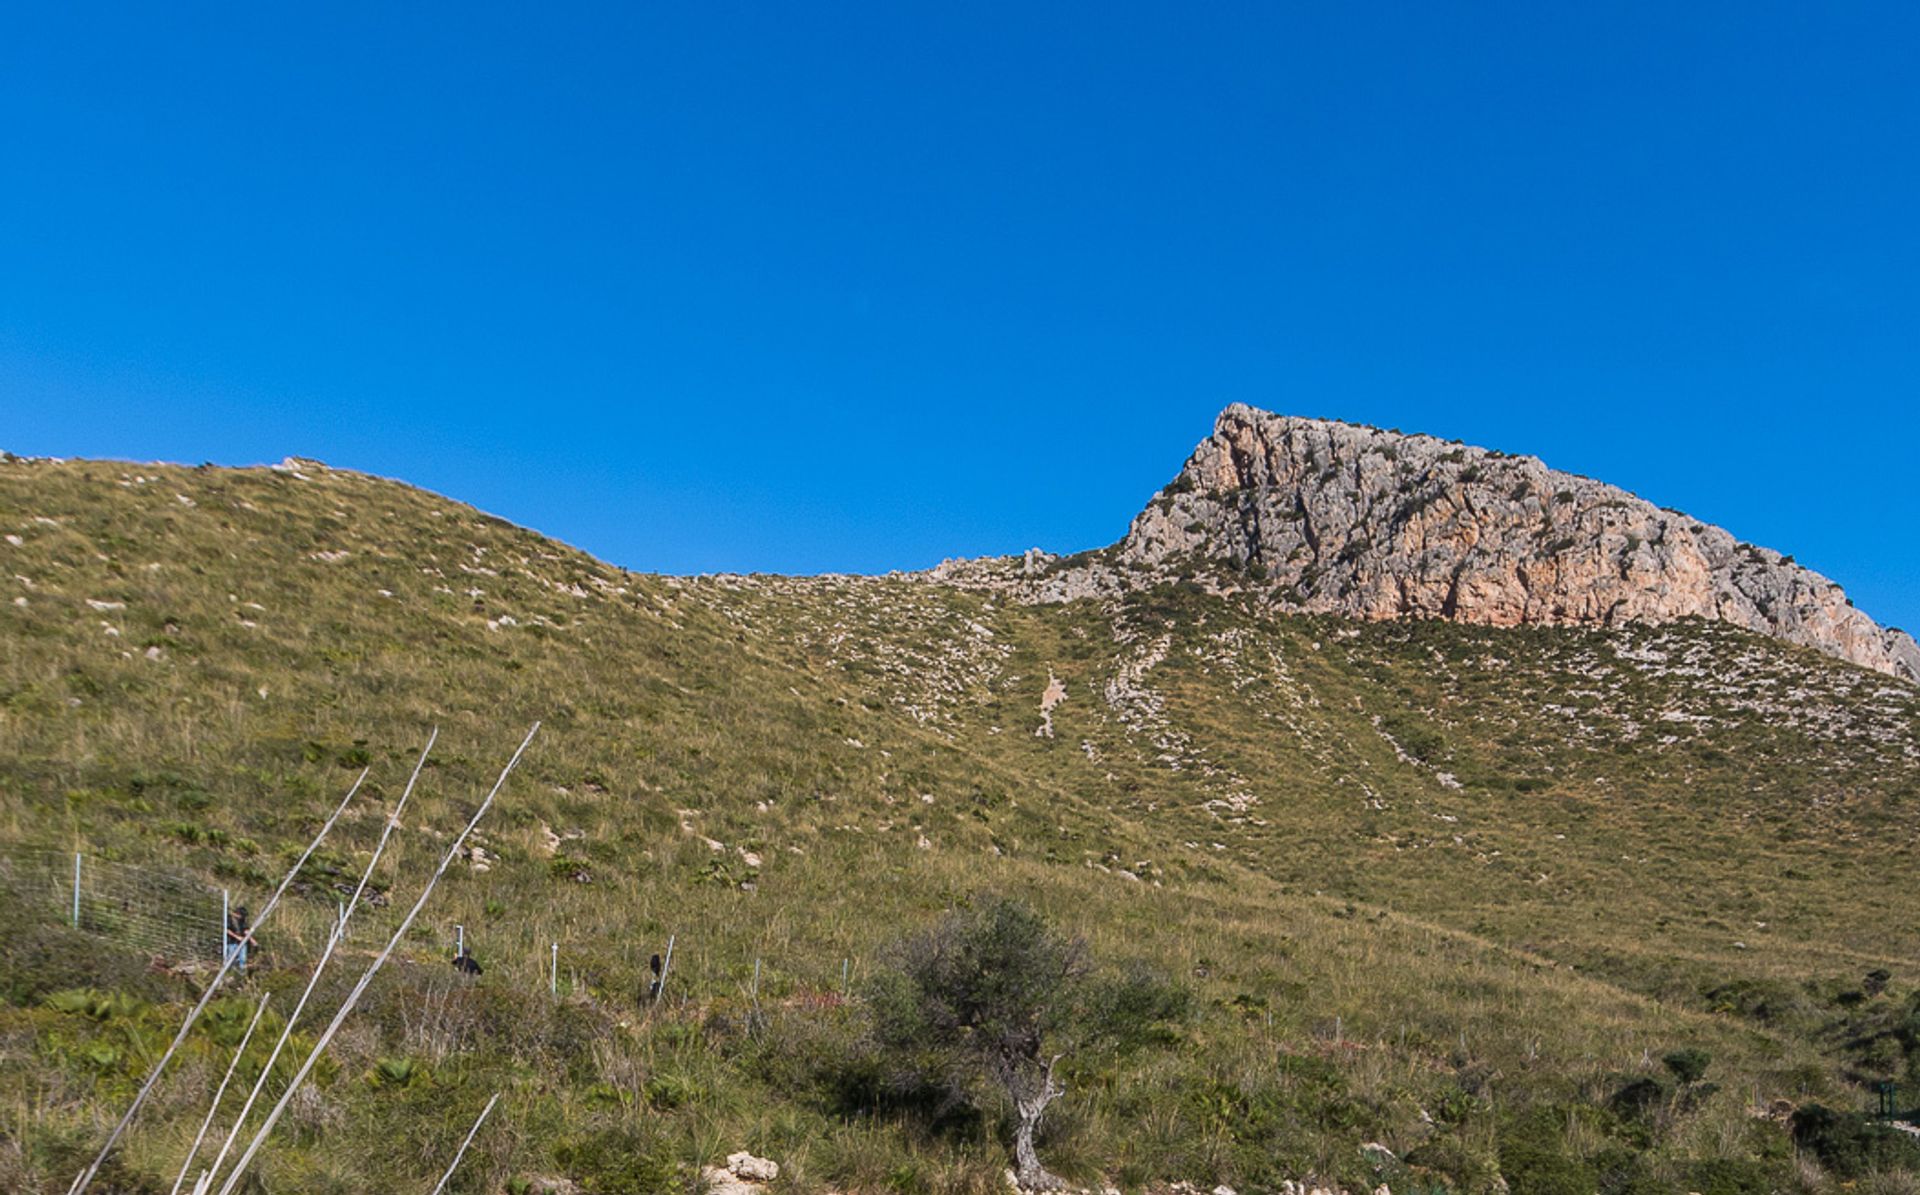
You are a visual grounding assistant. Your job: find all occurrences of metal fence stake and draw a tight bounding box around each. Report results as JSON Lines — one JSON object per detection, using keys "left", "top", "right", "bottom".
{"left": 654, "top": 933, "right": 676, "bottom": 1003}
{"left": 72, "top": 853, "right": 82, "bottom": 928}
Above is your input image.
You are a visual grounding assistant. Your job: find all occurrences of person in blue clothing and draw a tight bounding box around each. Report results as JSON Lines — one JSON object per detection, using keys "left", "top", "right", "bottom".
{"left": 225, "top": 905, "right": 251, "bottom": 973}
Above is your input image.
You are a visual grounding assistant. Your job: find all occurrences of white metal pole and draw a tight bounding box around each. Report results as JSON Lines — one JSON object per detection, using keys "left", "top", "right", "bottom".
{"left": 69, "top": 767, "right": 369, "bottom": 1195}
{"left": 169, "top": 994, "right": 271, "bottom": 1195}
{"left": 72, "top": 852, "right": 82, "bottom": 928}
{"left": 428, "top": 1092, "right": 500, "bottom": 1195}
{"left": 203, "top": 730, "right": 439, "bottom": 1191}
{"left": 212, "top": 723, "right": 537, "bottom": 1195}
{"left": 550, "top": 942, "right": 557, "bottom": 996}
{"left": 654, "top": 934, "right": 675, "bottom": 1003}
{"left": 201, "top": 925, "right": 341, "bottom": 1188}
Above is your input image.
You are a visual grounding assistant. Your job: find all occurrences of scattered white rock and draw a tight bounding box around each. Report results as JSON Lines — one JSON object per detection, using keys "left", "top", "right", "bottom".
{"left": 701, "top": 1152, "right": 780, "bottom": 1195}
{"left": 727, "top": 1153, "right": 778, "bottom": 1183}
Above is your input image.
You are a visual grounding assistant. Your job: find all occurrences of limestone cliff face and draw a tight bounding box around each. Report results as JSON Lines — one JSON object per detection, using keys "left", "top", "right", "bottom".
{"left": 1110, "top": 405, "right": 1918, "bottom": 682}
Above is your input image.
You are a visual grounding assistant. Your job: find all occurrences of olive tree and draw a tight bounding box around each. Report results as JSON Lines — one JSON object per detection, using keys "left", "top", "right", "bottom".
{"left": 867, "top": 897, "right": 1184, "bottom": 1190}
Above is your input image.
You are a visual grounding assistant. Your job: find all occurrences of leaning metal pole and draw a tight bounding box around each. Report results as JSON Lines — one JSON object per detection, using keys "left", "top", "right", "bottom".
{"left": 200, "top": 729, "right": 438, "bottom": 1190}
{"left": 69, "top": 767, "right": 370, "bottom": 1195}
{"left": 168, "top": 993, "right": 271, "bottom": 1195}
{"left": 427, "top": 1091, "right": 501, "bottom": 1195}
{"left": 212, "top": 724, "right": 538, "bottom": 1195}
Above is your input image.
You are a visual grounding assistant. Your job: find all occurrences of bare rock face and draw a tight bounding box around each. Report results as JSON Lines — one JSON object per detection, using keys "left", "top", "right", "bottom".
{"left": 1110, "top": 405, "right": 1918, "bottom": 682}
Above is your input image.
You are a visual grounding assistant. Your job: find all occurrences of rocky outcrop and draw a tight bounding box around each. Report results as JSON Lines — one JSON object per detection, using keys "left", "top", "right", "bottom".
{"left": 701, "top": 1152, "right": 780, "bottom": 1195}
{"left": 936, "top": 405, "right": 1919, "bottom": 683}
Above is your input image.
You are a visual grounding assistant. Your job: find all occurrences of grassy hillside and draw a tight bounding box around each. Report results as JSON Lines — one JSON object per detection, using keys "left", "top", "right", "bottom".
{"left": 2, "top": 455, "right": 1918, "bottom": 1194}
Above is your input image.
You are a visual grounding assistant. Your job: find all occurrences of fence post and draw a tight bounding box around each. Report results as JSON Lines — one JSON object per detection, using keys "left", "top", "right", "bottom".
{"left": 550, "top": 943, "right": 558, "bottom": 996}
{"left": 751, "top": 957, "right": 761, "bottom": 1001}
{"left": 654, "top": 934, "right": 676, "bottom": 1003}
{"left": 455, "top": 924, "right": 464, "bottom": 958}
{"left": 841, "top": 957, "right": 850, "bottom": 997}
{"left": 221, "top": 889, "right": 229, "bottom": 960}
{"left": 73, "top": 853, "right": 83, "bottom": 928}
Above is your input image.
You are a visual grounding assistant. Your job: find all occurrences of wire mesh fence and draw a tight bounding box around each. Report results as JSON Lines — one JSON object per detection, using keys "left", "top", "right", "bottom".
{"left": 0, "top": 847, "right": 228, "bottom": 963}
{"left": 0, "top": 848, "right": 861, "bottom": 1017}
{"left": 0, "top": 847, "right": 438, "bottom": 977}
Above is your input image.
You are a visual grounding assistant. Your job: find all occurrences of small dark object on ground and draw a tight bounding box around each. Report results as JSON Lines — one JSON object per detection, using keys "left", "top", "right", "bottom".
{"left": 452, "top": 950, "right": 483, "bottom": 976}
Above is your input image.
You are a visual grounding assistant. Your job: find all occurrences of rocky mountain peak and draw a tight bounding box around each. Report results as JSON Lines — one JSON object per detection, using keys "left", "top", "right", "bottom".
{"left": 939, "top": 405, "right": 1919, "bottom": 682}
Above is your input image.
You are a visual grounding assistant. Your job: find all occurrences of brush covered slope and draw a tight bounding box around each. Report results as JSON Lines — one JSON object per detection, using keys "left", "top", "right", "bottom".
{"left": 1, "top": 447, "right": 1918, "bottom": 1194}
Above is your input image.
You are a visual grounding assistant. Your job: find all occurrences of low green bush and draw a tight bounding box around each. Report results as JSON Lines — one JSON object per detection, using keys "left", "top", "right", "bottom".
{"left": 1790, "top": 1103, "right": 1920, "bottom": 1179}
{"left": 553, "top": 1125, "right": 681, "bottom": 1195}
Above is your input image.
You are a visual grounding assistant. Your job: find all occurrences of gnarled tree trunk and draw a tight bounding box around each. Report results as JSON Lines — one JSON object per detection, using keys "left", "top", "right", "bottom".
{"left": 1008, "top": 1053, "right": 1066, "bottom": 1190}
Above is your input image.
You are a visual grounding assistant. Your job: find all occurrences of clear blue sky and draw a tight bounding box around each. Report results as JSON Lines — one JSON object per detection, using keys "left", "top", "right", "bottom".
{"left": 3, "top": 4, "right": 1916, "bottom": 630}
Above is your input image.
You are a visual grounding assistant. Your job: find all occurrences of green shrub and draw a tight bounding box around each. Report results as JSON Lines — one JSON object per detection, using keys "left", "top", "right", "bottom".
{"left": 1590, "top": 1147, "right": 1662, "bottom": 1195}
{"left": 370, "top": 1055, "right": 421, "bottom": 1087}
{"left": 1380, "top": 711, "right": 1446, "bottom": 763}
{"left": 554, "top": 1125, "right": 681, "bottom": 1195}
{"left": 642, "top": 1069, "right": 702, "bottom": 1109}
{"left": 1661, "top": 1048, "right": 1711, "bottom": 1085}
{"left": 1497, "top": 1106, "right": 1598, "bottom": 1195}
{"left": 1789, "top": 1104, "right": 1920, "bottom": 1178}
{"left": 1405, "top": 1132, "right": 1501, "bottom": 1195}
{"left": 1083, "top": 961, "right": 1190, "bottom": 1055}
{"left": 1684, "top": 1156, "right": 1777, "bottom": 1195}
{"left": 1605, "top": 1077, "right": 1665, "bottom": 1132}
